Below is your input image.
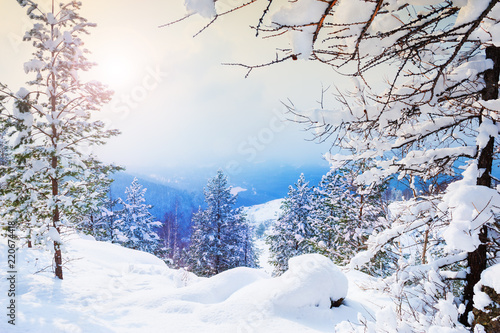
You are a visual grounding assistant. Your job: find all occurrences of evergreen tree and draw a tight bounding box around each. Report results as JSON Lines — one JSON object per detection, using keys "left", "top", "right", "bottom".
{"left": 76, "top": 180, "right": 119, "bottom": 242}
{"left": 309, "top": 168, "right": 355, "bottom": 263}
{"left": 229, "top": 208, "right": 259, "bottom": 269}
{"left": 267, "top": 173, "right": 314, "bottom": 275}
{"left": 0, "top": 0, "right": 120, "bottom": 279}
{"left": 113, "top": 178, "right": 163, "bottom": 255}
{"left": 188, "top": 170, "right": 257, "bottom": 276}
{"left": 309, "top": 163, "right": 390, "bottom": 274}
{"left": 187, "top": 207, "right": 212, "bottom": 275}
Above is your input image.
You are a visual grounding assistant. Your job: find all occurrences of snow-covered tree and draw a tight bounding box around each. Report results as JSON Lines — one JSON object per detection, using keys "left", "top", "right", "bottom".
{"left": 0, "top": 0, "right": 120, "bottom": 279}
{"left": 187, "top": 207, "right": 212, "bottom": 275}
{"left": 158, "top": 201, "right": 189, "bottom": 268}
{"left": 267, "top": 173, "right": 314, "bottom": 275}
{"left": 230, "top": 208, "right": 259, "bottom": 269}
{"left": 113, "top": 178, "right": 163, "bottom": 255}
{"left": 309, "top": 163, "right": 389, "bottom": 274}
{"left": 75, "top": 176, "right": 120, "bottom": 242}
{"left": 175, "top": 0, "right": 500, "bottom": 326}
{"left": 188, "top": 170, "right": 257, "bottom": 276}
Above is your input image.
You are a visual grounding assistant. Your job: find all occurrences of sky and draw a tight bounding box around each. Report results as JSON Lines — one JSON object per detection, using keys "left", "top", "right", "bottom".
{"left": 0, "top": 0, "right": 345, "bottom": 188}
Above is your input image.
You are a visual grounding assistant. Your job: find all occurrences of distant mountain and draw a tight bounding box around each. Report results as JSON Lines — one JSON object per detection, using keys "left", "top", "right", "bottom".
{"left": 129, "top": 163, "right": 332, "bottom": 208}
{"left": 229, "top": 163, "right": 437, "bottom": 206}
{"left": 110, "top": 172, "right": 204, "bottom": 227}
{"left": 219, "top": 163, "right": 331, "bottom": 207}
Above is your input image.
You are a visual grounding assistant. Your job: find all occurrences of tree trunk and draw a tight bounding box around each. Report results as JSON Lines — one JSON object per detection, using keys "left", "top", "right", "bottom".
{"left": 51, "top": 137, "right": 63, "bottom": 280}
{"left": 53, "top": 203, "right": 63, "bottom": 280}
{"left": 215, "top": 212, "right": 221, "bottom": 275}
{"left": 460, "top": 45, "right": 500, "bottom": 326}
{"left": 48, "top": 0, "right": 63, "bottom": 280}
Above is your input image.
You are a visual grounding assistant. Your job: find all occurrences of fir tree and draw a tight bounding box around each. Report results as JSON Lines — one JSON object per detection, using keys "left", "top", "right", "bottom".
{"left": 113, "top": 178, "right": 163, "bottom": 255}
{"left": 75, "top": 177, "right": 119, "bottom": 242}
{"left": 229, "top": 208, "right": 259, "bottom": 269}
{"left": 188, "top": 170, "right": 257, "bottom": 276}
{"left": 267, "top": 173, "right": 314, "bottom": 275}
{"left": 308, "top": 168, "right": 355, "bottom": 263}
{"left": 187, "top": 207, "right": 212, "bottom": 275}
{"left": 309, "top": 163, "right": 389, "bottom": 274}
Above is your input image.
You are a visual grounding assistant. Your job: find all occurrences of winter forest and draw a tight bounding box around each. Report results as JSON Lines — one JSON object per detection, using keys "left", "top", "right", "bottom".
{"left": 1, "top": 0, "right": 500, "bottom": 332}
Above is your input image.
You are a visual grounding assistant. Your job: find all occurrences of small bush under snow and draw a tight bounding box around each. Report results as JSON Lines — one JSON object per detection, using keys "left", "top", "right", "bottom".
{"left": 274, "top": 254, "right": 348, "bottom": 309}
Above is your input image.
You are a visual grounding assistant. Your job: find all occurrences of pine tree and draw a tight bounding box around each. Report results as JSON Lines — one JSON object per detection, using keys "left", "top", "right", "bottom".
{"left": 0, "top": 0, "right": 120, "bottom": 279}
{"left": 113, "top": 178, "right": 162, "bottom": 255}
{"left": 309, "top": 168, "right": 355, "bottom": 263}
{"left": 188, "top": 170, "right": 257, "bottom": 276}
{"left": 267, "top": 173, "right": 314, "bottom": 275}
{"left": 229, "top": 208, "right": 259, "bottom": 269}
{"left": 203, "top": 169, "right": 236, "bottom": 274}
{"left": 75, "top": 177, "right": 119, "bottom": 242}
{"left": 187, "top": 207, "right": 213, "bottom": 276}
{"left": 309, "top": 163, "right": 389, "bottom": 274}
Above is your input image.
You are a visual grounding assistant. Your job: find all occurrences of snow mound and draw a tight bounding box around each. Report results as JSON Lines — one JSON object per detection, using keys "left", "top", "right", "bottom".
{"left": 198, "top": 254, "right": 349, "bottom": 331}
{"left": 173, "top": 267, "right": 270, "bottom": 304}
{"left": 276, "top": 254, "right": 348, "bottom": 308}
{"left": 215, "top": 253, "right": 348, "bottom": 312}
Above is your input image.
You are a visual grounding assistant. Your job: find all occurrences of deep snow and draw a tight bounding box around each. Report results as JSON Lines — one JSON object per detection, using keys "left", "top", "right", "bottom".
{"left": 0, "top": 232, "right": 392, "bottom": 332}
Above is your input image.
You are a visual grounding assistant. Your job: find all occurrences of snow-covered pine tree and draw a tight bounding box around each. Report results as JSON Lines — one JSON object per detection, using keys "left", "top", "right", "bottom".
{"left": 201, "top": 169, "right": 235, "bottom": 274}
{"left": 309, "top": 163, "right": 390, "bottom": 274}
{"left": 267, "top": 173, "right": 314, "bottom": 275}
{"left": 0, "top": 128, "right": 13, "bottom": 241}
{"left": 309, "top": 167, "right": 353, "bottom": 262}
{"left": 0, "top": 0, "right": 120, "bottom": 279}
{"left": 188, "top": 170, "right": 256, "bottom": 276}
{"left": 230, "top": 208, "right": 259, "bottom": 269}
{"left": 187, "top": 207, "right": 212, "bottom": 275}
{"left": 75, "top": 162, "right": 121, "bottom": 242}
{"left": 113, "top": 178, "right": 163, "bottom": 256}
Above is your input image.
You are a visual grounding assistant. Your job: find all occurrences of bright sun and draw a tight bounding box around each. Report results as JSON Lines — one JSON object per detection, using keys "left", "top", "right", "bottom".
{"left": 97, "top": 56, "right": 135, "bottom": 89}
{"left": 88, "top": 26, "right": 160, "bottom": 91}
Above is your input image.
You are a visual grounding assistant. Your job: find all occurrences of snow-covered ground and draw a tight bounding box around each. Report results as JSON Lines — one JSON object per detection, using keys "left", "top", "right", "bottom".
{"left": 243, "top": 198, "right": 284, "bottom": 226}
{"left": 243, "top": 198, "right": 283, "bottom": 274}
{"left": 0, "top": 232, "right": 393, "bottom": 332}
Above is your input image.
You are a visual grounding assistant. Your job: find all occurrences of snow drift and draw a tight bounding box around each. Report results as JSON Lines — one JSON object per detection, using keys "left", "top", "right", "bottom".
{"left": 0, "top": 234, "right": 382, "bottom": 332}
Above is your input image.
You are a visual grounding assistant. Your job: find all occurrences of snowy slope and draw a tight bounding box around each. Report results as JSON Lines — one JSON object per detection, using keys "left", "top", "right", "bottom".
{"left": 0, "top": 234, "right": 392, "bottom": 333}
{"left": 243, "top": 199, "right": 283, "bottom": 274}
{"left": 243, "top": 198, "right": 283, "bottom": 226}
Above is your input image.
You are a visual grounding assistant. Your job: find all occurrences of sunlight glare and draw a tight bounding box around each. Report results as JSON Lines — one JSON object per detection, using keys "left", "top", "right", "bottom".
{"left": 98, "top": 56, "right": 134, "bottom": 89}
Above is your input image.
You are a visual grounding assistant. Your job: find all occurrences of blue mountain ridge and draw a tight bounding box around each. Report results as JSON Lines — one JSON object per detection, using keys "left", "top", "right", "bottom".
{"left": 113, "top": 160, "right": 482, "bottom": 224}
{"left": 116, "top": 163, "right": 333, "bottom": 211}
